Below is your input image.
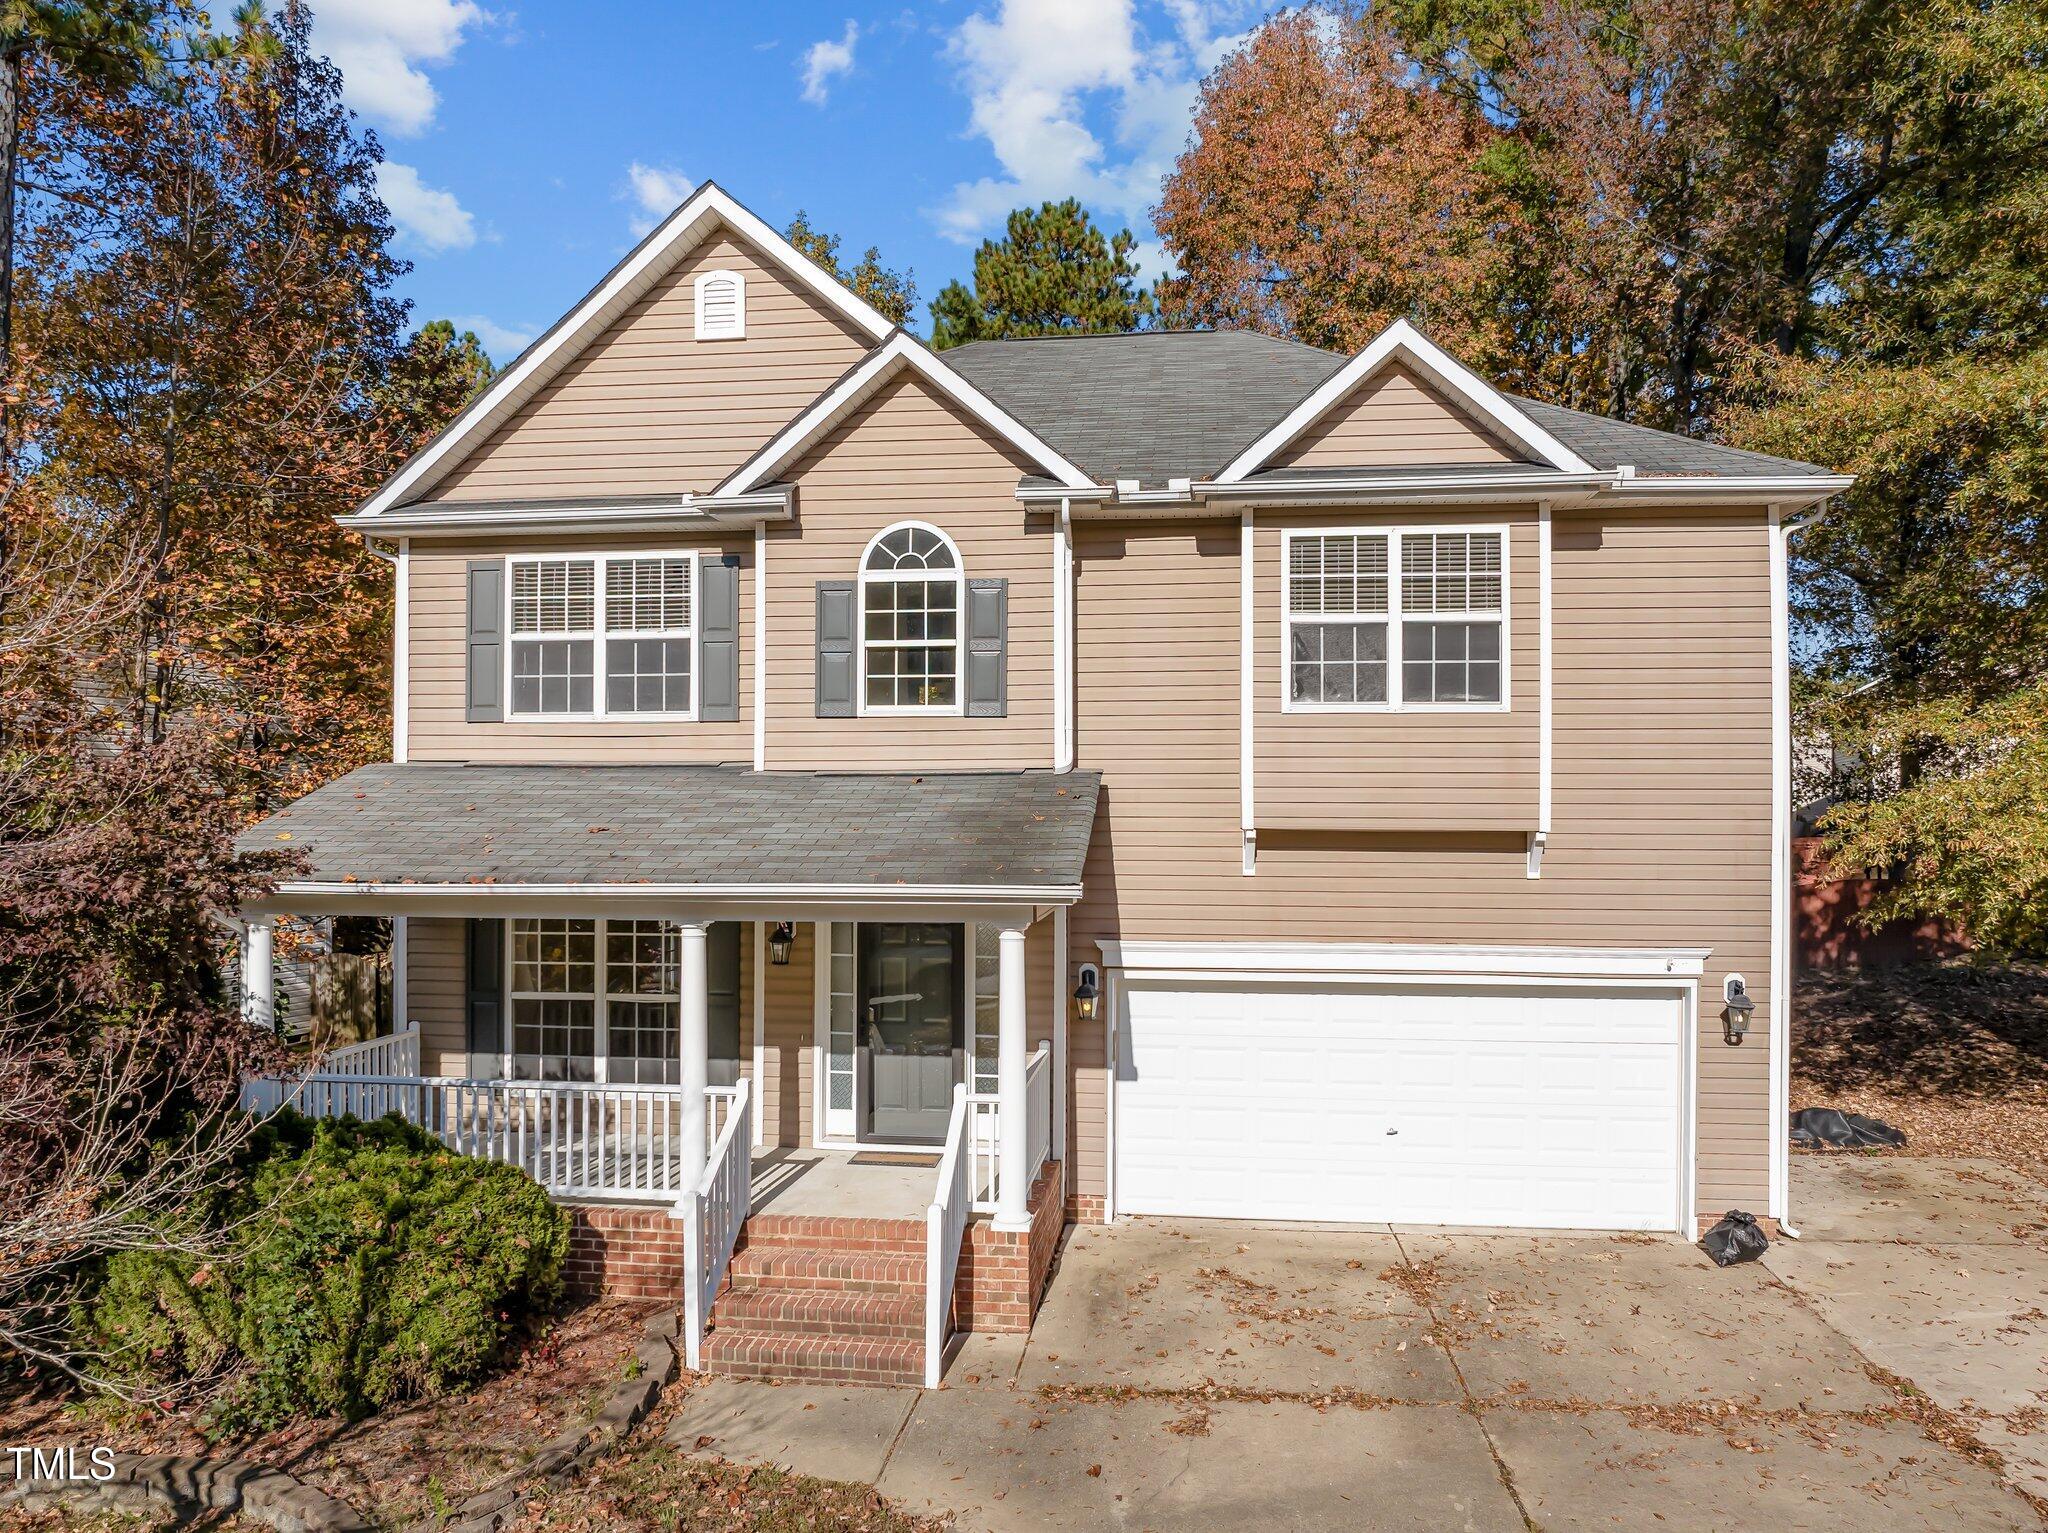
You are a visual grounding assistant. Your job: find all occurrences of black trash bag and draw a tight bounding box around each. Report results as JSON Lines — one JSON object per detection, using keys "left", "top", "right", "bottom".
{"left": 1701, "top": 1209, "right": 1769, "bottom": 1266}
{"left": 1789, "top": 1107, "right": 1908, "bottom": 1150}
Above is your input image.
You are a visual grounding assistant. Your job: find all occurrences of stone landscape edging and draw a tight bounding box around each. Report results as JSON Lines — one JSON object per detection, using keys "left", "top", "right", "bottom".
{"left": 1, "top": 1448, "right": 375, "bottom": 1532}
{"left": 424, "top": 1306, "right": 680, "bottom": 1533}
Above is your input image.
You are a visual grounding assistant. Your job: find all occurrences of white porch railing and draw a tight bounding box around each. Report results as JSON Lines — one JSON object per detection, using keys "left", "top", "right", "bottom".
{"left": 966, "top": 1044, "right": 1053, "bottom": 1216}
{"left": 682, "top": 1077, "right": 752, "bottom": 1371}
{"left": 321, "top": 1024, "right": 421, "bottom": 1078}
{"left": 241, "top": 1071, "right": 737, "bottom": 1202}
{"left": 923, "top": 1083, "right": 972, "bottom": 1389}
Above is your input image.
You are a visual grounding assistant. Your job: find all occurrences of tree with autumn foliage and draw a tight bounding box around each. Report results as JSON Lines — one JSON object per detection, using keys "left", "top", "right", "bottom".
{"left": 929, "top": 199, "right": 1153, "bottom": 349}
{"left": 16, "top": 0, "right": 473, "bottom": 792}
{"left": 785, "top": 209, "right": 916, "bottom": 326}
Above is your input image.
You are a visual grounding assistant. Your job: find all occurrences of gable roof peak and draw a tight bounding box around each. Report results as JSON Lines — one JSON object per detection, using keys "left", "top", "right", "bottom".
{"left": 355, "top": 181, "right": 899, "bottom": 518}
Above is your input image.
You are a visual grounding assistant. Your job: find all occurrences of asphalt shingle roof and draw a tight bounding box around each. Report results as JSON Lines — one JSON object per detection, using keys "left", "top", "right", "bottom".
{"left": 241, "top": 764, "right": 1101, "bottom": 890}
{"left": 945, "top": 330, "right": 1833, "bottom": 484}
{"left": 946, "top": 330, "right": 1347, "bottom": 486}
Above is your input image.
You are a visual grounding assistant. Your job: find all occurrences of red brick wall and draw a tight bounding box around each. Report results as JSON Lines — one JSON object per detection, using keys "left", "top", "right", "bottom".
{"left": 1066, "top": 1192, "right": 1106, "bottom": 1224}
{"left": 954, "top": 1159, "right": 1065, "bottom": 1334}
{"left": 564, "top": 1203, "right": 685, "bottom": 1300}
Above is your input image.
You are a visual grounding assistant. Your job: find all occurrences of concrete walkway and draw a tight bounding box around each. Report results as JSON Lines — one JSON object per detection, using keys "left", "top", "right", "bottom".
{"left": 669, "top": 1157, "right": 2048, "bottom": 1531}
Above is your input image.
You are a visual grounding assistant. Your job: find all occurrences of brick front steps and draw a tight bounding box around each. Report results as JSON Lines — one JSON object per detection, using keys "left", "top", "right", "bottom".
{"left": 702, "top": 1215, "right": 930, "bottom": 1386}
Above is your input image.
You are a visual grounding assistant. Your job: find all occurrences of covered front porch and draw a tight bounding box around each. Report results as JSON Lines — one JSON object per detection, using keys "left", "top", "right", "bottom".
{"left": 236, "top": 763, "right": 1097, "bottom": 1383}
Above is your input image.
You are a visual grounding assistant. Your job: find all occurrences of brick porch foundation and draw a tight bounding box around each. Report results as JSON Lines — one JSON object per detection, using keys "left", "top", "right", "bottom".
{"left": 953, "top": 1159, "right": 1065, "bottom": 1333}
{"left": 564, "top": 1203, "right": 685, "bottom": 1300}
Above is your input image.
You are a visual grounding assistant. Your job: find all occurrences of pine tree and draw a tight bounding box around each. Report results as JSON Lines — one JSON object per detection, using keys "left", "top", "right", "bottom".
{"left": 928, "top": 199, "right": 1153, "bottom": 349}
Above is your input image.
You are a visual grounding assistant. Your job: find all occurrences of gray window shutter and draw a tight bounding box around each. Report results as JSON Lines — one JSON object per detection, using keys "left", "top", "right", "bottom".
{"left": 465, "top": 560, "right": 504, "bottom": 723}
{"left": 966, "top": 577, "right": 1008, "bottom": 718}
{"left": 707, "top": 922, "right": 742, "bottom": 1087}
{"left": 700, "top": 556, "right": 740, "bottom": 722}
{"left": 815, "top": 580, "right": 856, "bottom": 717}
{"left": 465, "top": 918, "right": 504, "bottom": 1077}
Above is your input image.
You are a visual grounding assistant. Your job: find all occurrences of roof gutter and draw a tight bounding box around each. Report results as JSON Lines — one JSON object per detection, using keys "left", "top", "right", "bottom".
{"left": 334, "top": 488, "right": 795, "bottom": 539}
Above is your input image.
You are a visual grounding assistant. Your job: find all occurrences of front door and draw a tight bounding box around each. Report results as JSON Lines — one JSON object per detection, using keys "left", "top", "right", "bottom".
{"left": 857, "top": 923, "right": 963, "bottom": 1144}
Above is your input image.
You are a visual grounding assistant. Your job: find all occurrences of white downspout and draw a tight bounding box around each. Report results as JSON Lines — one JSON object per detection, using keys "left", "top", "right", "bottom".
{"left": 753, "top": 520, "right": 767, "bottom": 771}
{"left": 1055, "top": 497, "right": 1075, "bottom": 772}
{"left": 1770, "top": 500, "right": 1829, "bottom": 1239}
{"left": 1239, "top": 510, "right": 1255, "bottom": 875}
{"left": 1530, "top": 503, "right": 1552, "bottom": 878}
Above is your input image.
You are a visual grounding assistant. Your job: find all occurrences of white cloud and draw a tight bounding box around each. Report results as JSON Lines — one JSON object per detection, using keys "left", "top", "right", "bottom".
{"left": 622, "top": 162, "right": 696, "bottom": 236}
{"left": 307, "top": 0, "right": 487, "bottom": 137}
{"left": 448, "top": 314, "right": 536, "bottom": 357}
{"left": 376, "top": 162, "right": 476, "bottom": 252}
{"left": 933, "top": 0, "right": 1257, "bottom": 247}
{"left": 800, "top": 20, "right": 859, "bottom": 105}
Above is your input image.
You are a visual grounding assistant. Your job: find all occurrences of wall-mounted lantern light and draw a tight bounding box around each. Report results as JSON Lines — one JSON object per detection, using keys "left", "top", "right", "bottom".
{"left": 1073, "top": 962, "right": 1100, "bottom": 1023}
{"left": 768, "top": 922, "right": 796, "bottom": 966}
{"left": 1721, "top": 975, "right": 1754, "bottom": 1046}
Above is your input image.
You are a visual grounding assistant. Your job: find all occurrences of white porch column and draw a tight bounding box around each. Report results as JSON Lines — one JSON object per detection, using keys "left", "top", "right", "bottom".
{"left": 995, "top": 922, "right": 1030, "bottom": 1231}
{"left": 241, "top": 918, "right": 275, "bottom": 1032}
{"left": 678, "top": 921, "right": 710, "bottom": 1187}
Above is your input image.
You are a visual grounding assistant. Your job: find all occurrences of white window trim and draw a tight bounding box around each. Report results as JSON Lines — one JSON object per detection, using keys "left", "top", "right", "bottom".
{"left": 693, "top": 268, "right": 746, "bottom": 341}
{"left": 505, "top": 916, "right": 685, "bottom": 1086}
{"left": 1280, "top": 523, "right": 1511, "bottom": 715}
{"left": 856, "top": 521, "right": 966, "bottom": 718}
{"left": 504, "top": 550, "right": 702, "bottom": 723}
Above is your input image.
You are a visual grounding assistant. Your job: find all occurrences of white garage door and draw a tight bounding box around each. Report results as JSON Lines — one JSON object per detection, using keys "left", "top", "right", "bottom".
{"left": 1114, "top": 981, "right": 1686, "bottom": 1231}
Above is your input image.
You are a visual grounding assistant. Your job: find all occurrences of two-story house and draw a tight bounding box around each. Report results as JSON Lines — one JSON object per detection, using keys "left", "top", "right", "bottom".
{"left": 238, "top": 183, "right": 1850, "bottom": 1387}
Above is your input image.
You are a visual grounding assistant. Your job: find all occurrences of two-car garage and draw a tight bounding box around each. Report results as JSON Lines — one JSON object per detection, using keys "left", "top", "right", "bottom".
{"left": 1104, "top": 945, "right": 1701, "bottom": 1234}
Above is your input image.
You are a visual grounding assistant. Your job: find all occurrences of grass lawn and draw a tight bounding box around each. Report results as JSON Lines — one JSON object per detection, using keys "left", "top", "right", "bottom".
{"left": 1795, "top": 960, "right": 2048, "bottom": 1177}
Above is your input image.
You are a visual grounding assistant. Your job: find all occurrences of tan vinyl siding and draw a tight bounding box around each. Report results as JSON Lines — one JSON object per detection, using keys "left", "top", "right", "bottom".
{"left": 406, "top": 530, "right": 755, "bottom": 764}
{"left": 421, "top": 233, "right": 871, "bottom": 503}
{"left": 406, "top": 917, "right": 468, "bottom": 1076}
{"left": 1066, "top": 510, "right": 1776, "bottom": 1213}
{"left": 1256, "top": 510, "right": 1538, "bottom": 831}
{"left": 765, "top": 369, "right": 1054, "bottom": 769}
{"left": 1271, "top": 363, "right": 1523, "bottom": 470}
{"left": 761, "top": 921, "right": 816, "bottom": 1146}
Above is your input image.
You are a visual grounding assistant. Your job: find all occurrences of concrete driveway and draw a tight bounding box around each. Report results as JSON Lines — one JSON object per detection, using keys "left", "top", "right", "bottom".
{"left": 670, "top": 1157, "right": 2048, "bottom": 1531}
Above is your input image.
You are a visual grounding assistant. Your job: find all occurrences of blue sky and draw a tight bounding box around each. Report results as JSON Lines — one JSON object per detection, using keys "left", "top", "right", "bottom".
{"left": 309, "top": 0, "right": 1272, "bottom": 364}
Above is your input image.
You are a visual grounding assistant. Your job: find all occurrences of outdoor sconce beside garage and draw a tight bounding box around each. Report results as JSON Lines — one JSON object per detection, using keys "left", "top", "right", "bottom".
{"left": 1073, "top": 962, "right": 1100, "bottom": 1023}
{"left": 768, "top": 922, "right": 795, "bottom": 965}
{"left": 1722, "top": 975, "right": 1755, "bottom": 1045}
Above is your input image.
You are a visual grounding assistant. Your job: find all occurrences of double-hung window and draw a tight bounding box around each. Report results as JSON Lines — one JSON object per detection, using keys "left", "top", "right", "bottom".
{"left": 860, "top": 523, "right": 961, "bottom": 712}
{"left": 510, "top": 918, "right": 597, "bottom": 1081}
{"left": 506, "top": 917, "right": 681, "bottom": 1084}
{"left": 508, "top": 553, "right": 696, "bottom": 719}
{"left": 1285, "top": 527, "right": 1506, "bottom": 710}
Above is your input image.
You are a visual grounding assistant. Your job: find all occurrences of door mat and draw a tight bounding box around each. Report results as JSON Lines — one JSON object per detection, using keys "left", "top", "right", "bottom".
{"left": 848, "top": 1152, "right": 941, "bottom": 1168}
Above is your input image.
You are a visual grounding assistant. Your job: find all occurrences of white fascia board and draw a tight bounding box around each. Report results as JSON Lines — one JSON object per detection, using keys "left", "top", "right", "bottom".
{"left": 268, "top": 879, "right": 1082, "bottom": 904}
{"left": 716, "top": 332, "right": 1099, "bottom": 496}
{"left": 1600, "top": 475, "right": 1853, "bottom": 510}
{"left": 1217, "top": 319, "right": 1597, "bottom": 481}
{"left": 334, "top": 491, "right": 793, "bottom": 538}
{"left": 354, "top": 183, "right": 898, "bottom": 519}
{"left": 1097, "top": 939, "right": 1710, "bottom": 981}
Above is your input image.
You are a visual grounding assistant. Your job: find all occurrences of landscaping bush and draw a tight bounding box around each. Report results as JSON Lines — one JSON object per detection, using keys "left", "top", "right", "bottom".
{"left": 82, "top": 1112, "right": 569, "bottom": 1431}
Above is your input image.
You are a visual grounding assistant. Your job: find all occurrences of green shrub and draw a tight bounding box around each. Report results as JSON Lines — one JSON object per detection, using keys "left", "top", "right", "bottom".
{"left": 84, "top": 1112, "right": 569, "bottom": 1431}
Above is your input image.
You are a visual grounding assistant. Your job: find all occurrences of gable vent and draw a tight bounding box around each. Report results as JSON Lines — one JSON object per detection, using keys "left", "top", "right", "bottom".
{"left": 694, "top": 268, "right": 746, "bottom": 341}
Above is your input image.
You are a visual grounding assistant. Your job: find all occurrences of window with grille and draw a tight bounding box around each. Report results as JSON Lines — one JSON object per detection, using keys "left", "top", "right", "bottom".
{"left": 860, "top": 523, "right": 960, "bottom": 711}
{"left": 1284, "top": 527, "right": 1506, "bottom": 710}
{"left": 510, "top": 918, "right": 597, "bottom": 1080}
{"left": 603, "top": 920, "right": 680, "bottom": 1085}
{"left": 508, "top": 554, "right": 694, "bottom": 718}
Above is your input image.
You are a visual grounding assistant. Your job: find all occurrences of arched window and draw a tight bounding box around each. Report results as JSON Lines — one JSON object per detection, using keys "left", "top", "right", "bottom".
{"left": 860, "top": 523, "right": 962, "bottom": 711}
{"left": 694, "top": 269, "right": 745, "bottom": 340}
